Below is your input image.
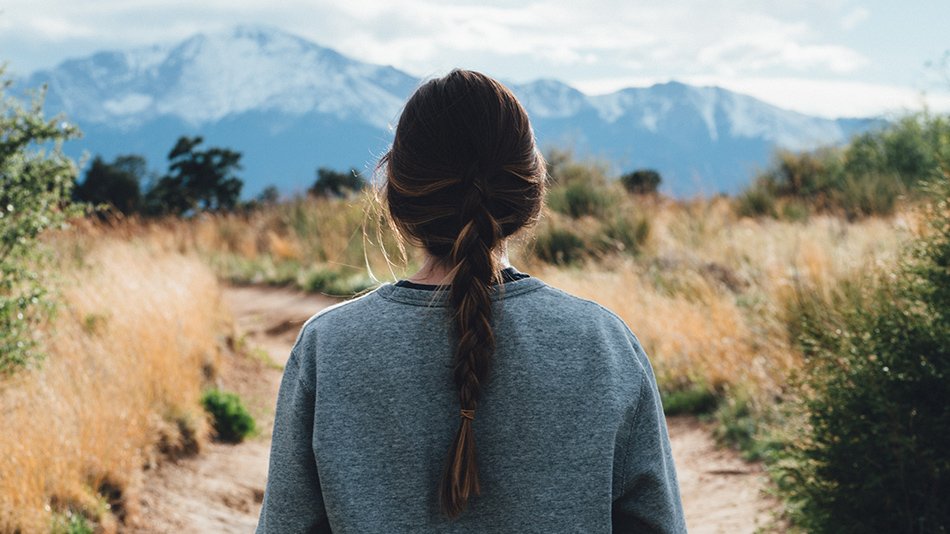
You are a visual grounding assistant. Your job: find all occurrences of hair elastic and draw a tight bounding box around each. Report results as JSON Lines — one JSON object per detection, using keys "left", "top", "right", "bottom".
{"left": 460, "top": 409, "right": 475, "bottom": 421}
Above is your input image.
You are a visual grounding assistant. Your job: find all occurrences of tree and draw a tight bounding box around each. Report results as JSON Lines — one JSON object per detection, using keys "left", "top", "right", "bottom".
{"left": 144, "top": 136, "right": 243, "bottom": 215}
{"left": 620, "top": 169, "right": 662, "bottom": 195}
{"left": 309, "top": 167, "right": 365, "bottom": 198}
{"left": 0, "top": 72, "right": 81, "bottom": 371}
{"left": 74, "top": 154, "right": 145, "bottom": 214}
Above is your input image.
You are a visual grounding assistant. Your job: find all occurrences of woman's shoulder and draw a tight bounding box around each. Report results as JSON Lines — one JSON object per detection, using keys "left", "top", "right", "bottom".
{"left": 289, "top": 287, "right": 386, "bottom": 351}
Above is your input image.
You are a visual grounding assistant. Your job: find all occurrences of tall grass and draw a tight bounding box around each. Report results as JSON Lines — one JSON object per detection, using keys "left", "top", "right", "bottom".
{"left": 0, "top": 230, "right": 231, "bottom": 531}
{"left": 527, "top": 200, "right": 909, "bottom": 400}
{"left": 147, "top": 181, "right": 911, "bottom": 410}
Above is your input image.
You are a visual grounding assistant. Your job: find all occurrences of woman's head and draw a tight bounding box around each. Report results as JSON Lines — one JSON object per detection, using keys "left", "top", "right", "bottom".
{"left": 382, "top": 69, "right": 546, "bottom": 262}
{"left": 379, "top": 69, "right": 545, "bottom": 518}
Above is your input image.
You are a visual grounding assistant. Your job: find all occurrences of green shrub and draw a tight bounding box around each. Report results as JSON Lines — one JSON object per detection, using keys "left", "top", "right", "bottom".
{"left": 302, "top": 266, "right": 376, "bottom": 296}
{"left": 547, "top": 180, "right": 613, "bottom": 219}
{"left": 779, "top": 199, "right": 811, "bottom": 222}
{"left": 310, "top": 167, "right": 365, "bottom": 198}
{"left": 834, "top": 172, "right": 903, "bottom": 220}
{"left": 737, "top": 113, "right": 950, "bottom": 219}
{"left": 766, "top": 148, "right": 841, "bottom": 198}
{"left": 596, "top": 214, "right": 650, "bottom": 256}
{"left": 711, "top": 394, "right": 781, "bottom": 461}
{"left": 775, "top": 176, "right": 950, "bottom": 532}
{"left": 201, "top": 389, "right": 256, "bottom": 443}
{"left": 662, "top": 385, "right": 719, "bottom": 416}
{"left": 532, "top": 225, "right": 586, "bottom": 265}
{"left": 302, "top": 266, "right": 343, "bottom": 293}
{"left": 0, "top": 72, "right": 81, "bottom": 372}
{"left": 50, "top": 512, "right": 93, "bottom": 534}
{"left": 619, "top": 169, "right": 662, "bottom": 195}
{"left": 734, "top": 186, "right": 777, "bottom": 218}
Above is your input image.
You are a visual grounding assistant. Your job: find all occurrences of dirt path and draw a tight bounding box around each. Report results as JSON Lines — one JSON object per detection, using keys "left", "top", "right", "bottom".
{"left": 132, "top": 285, "right": 781, "bottom": 533}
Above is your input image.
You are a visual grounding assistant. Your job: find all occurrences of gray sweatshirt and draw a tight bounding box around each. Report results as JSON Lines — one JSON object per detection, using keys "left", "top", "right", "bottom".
{"left": 256, "top": 275, "right": 686, "bottom": 533}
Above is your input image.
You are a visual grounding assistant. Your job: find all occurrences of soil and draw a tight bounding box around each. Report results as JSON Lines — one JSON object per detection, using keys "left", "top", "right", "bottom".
{"left": 130, "top": 285, "right": 782, "bottom": 533}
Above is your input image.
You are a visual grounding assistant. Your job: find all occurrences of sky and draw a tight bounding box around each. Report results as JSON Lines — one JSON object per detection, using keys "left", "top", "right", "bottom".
{"left": 2, "top": 0, "right": 948, "bottom": 118}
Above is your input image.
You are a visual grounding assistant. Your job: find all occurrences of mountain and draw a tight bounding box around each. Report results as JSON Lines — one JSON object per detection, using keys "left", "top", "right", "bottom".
{"left": 22, "top": 25, "right": 877, "bottom": 197}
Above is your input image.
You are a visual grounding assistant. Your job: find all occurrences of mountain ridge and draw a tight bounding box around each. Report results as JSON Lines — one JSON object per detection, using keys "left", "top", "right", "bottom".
{"left": 22, "top": 25, "right": 879, "bottom": 196}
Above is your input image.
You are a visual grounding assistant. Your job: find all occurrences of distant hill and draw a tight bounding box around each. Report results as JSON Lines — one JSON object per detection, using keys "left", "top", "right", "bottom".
{"left": 23, "top": 25, "right": 878, "bottom": 197}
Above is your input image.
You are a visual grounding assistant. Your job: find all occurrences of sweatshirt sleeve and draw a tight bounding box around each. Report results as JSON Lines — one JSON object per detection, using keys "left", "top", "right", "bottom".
{"left": 256, "top": 347, "right": 330, "bottom": 533}
{"left": 612, "top": 335, "right": 687, "bottom": 533}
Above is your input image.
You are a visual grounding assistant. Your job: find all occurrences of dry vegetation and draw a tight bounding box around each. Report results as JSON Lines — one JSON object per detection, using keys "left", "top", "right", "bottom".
{"left": 531, "top": 196, "right": 914, "bottom": 397}
{"left": 0, "top": 180, "right": 920, "bottom": 532}
{"left": 148, "top": 190, "right": 914, "bottom": 413}
{"left": 0, "top": 227, "right": 233, "bottom": 532}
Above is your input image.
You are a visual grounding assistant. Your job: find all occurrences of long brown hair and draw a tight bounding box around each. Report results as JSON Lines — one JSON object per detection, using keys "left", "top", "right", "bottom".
{"left": 380, "top": 69, "right": 546, "bottom": 517}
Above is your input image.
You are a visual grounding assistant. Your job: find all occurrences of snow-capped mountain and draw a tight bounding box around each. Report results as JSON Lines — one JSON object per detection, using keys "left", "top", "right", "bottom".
{"left": 23, "top": 25, "right": 877, "bottom": 196}
{"left": 34, "top": 26, "right": 415, "bottom": 129}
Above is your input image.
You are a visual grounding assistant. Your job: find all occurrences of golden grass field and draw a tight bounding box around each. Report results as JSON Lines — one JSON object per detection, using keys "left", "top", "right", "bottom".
{"left": 0, "top": 228, "right": 232, "bottom": 532}
{"left": 0, "top": 190, "right": 919, "bottom": 530}
{"left": 171, "top": 192, "right": 916, "bottom": 403}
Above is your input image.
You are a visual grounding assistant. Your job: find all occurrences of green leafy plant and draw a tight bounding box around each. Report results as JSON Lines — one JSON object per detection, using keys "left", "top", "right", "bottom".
{"left": 774, "top": 175, "right": 950, "bottom": 532}
{"left": 661, "top": 384, "right": 718, "bottom": 416}
{"left": 734, "top": 185, "right": 777, "bottom": 218}
{"left": 619, "top": 169, "right": 662, "bottom": 195}
{"left": 50, "top": 511, "right": 92, "bottom": 534}
{"left": 596, "top": 214, "right": 650, "bottom": 256}
{"left": 0, "top": 71, "right": 81, "bottom": 372}
{"left": 309, "top": 167, "right": 365, "bottom": 198}
{"left": 532, "top": 224, "right": 586, "bottom": 265}
{"left": 201, "top": 389, "right": 256, "bottom": 443}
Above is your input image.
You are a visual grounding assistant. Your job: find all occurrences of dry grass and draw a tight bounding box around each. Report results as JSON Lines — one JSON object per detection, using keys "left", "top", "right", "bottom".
{"left": 0, "top": 228, "right": 232, "bottom": 531}
{"left": 33, "top": 193, "right": 912, "bottom": 473}
{"left": 0, "top": 192, "right": 911, "bottom": 529}
{"left": 113, "top": 193, "right": 914, "bottom": 406}
{"left": 524, "top": 197, "right": 914, "bottom": 401}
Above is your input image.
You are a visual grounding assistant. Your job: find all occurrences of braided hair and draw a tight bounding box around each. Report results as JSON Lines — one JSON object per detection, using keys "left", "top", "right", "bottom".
{"left": 380, "top": 69, "right": 546, "bottom": 517}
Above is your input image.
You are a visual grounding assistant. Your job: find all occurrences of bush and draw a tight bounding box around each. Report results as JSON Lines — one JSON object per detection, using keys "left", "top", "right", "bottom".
{"left": 775, "top": 176, "right": 950, "bottom": 532}
{"left": 301, "top": 266, "right": 375, "bottom": 296}
{"left": 201, "top": 389, "right": 256, "bottom": 443}
{"left": 50, "top": 512, "right": 92, "bottom": 534}
{"left": 310, "top": 167, "right": 365, "bottom": 198}
{"left": 0, "top": 72, "right": 81, "bottom": 372}
{"left": 662, "top": 385, "right": 718, "bottom": 416}
{"left": 766, "top": 149, "right": 839, "bottom": 198}
{"left": 547, "top": 180, "right": 613, "bottom": 219}
{"left": 779, "top": 199, "right": 811, "bottom": 222}
{"left": 737, "top": 113, "right": 950, "bottom": 219}
{"left": 834, "top": 172, "right": 903, "bottom": 220}
{"left": 532, "top": 224, "right": 586, "bottom": 265}
{"left": 734, "top": 186, "right": 777, "bottom": 218}
{"left": 596, "top": 214, "right": 650, "bottom": 256}
{"left": 619, "top": 169, "right": 662, "bottom": 195}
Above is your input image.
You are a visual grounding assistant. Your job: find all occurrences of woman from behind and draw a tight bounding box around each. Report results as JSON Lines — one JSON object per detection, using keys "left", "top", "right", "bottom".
{"left": 257, "top": 69, "right": 686, "bottom": 533}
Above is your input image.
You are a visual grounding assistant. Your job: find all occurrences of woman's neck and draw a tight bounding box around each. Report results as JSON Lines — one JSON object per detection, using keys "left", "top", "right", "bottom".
{"left": 407, "top": 245, "right": 512, "bottom": 285}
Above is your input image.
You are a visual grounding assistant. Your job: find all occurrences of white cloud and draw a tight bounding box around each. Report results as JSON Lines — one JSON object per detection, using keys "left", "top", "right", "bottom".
{"left": 841, "top": 6, "right": 870, "bottom": 30}
{"left": 4, "top": 0, "right": 868, "bottom": 77}
{"left": 3, "top": 0, "right": 941, "bottom": 119}
{"left": 28, "top": 16, "right": 97, "bottom": 40}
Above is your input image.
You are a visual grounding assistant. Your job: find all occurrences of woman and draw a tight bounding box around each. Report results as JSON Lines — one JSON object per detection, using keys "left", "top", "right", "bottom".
{"left": 257, "top": 69, "right": 686, "bottom": 533}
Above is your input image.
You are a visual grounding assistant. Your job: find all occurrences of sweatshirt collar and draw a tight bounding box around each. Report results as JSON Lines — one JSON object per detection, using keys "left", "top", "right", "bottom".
{"left": 376, "top": 276, "right": 546, "bottom": 307}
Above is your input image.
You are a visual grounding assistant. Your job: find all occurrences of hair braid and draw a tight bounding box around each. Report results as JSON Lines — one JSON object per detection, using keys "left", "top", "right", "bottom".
{"left": 439, "top": 173, "right": 502, "bottom": 517}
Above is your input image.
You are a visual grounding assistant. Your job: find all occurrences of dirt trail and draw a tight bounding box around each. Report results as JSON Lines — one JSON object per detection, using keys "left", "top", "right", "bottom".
{"left": 132, "top": 285, "right": 780, "bottom": 533}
